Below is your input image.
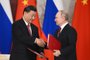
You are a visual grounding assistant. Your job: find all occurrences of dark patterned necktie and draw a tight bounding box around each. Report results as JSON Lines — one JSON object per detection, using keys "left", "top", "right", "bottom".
{"left": 27, "top": 24, "right": 32, "bottom": 36}
{"left": 57, "top": 28, "right": 61, "bottom": 37}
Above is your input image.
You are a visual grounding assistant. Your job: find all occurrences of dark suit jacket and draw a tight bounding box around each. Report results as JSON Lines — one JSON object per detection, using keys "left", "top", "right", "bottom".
{"left": 10, "top": 19, "right": 43, "bottom": 60}
{"left": 54, "top": 24, "right": 77, "bottom": 60}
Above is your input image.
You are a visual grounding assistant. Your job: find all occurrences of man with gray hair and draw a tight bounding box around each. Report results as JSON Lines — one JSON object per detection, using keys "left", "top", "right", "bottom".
{"left": 53, "top": 11, "right": 77, "bottom": 60}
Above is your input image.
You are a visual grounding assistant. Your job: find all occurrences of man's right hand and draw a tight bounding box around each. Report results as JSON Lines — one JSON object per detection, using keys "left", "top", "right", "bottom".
{"left": 35, "top": 38, "right": 46, "bottom": 47}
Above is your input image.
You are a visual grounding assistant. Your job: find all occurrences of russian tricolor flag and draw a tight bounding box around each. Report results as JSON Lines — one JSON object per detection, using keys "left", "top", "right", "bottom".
{"left": 43, "top": 0, "right": 64, "bottom": 37}
{"left": 0, "top": 0, "right": 13, "bottom": 54}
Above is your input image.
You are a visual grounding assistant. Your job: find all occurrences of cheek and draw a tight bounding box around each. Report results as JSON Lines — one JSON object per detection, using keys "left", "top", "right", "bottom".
{"left": 56, "top": 19, "right": 60, "bottom": 23}
{"left": 27, "top": 15, "right": 31, "bottom": 19}
{"left": 57, "top": 19, "right": 62, "bottom": 24}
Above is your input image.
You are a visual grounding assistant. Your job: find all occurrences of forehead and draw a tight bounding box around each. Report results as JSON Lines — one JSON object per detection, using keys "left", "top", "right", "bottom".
{"left": 56, "top": 12, "right": 62, "bottom": 17}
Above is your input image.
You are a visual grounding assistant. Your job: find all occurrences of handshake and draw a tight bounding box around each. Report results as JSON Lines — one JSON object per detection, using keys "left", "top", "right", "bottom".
{"left": 35, "top": 38, "right": 46, "bottom": 47}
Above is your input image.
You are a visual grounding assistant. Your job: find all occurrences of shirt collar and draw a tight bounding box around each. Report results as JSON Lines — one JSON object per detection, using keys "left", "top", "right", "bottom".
{"left": 60, "top": 22, "right": 68, "bottom": 32}
{"left": 23, "top": 17, "right": 28, "bottom": 26}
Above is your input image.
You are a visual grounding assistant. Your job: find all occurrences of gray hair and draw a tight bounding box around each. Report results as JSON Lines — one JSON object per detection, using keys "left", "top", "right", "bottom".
{"left": 60, "top": 11, "right": 69, "bottom": 21}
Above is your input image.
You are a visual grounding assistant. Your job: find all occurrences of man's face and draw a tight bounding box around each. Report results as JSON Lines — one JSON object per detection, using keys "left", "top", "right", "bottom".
{"left": 55, "top": 11, "right": 64, "bottom": 26}
{"left": 24, "top": 10, "right": 36, "bottom": 23}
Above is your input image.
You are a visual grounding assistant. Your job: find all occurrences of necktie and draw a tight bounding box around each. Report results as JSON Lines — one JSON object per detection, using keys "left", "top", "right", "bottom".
{"left": 57, "top": 28, "right": 61, "bottom": 37}
{"left": 27, "top": 24, "right": 32, "bottom": 36}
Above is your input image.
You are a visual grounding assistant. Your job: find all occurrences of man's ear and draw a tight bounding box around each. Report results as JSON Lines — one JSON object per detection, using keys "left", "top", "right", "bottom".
{"left": 24, "top": 11, "right": 27, "bottom": 15}
{"left": 62, "top": 16, "right": 65, "bottom": 20}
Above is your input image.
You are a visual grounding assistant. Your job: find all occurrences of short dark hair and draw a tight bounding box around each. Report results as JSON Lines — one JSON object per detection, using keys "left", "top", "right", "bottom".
{"left": 23, "top": 5, "right": 37, "bottom": 13}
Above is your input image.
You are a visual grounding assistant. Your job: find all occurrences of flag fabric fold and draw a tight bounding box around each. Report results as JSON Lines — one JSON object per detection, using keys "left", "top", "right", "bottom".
{"left": 72, "top": 0, "right": 90, "bottom": 60}
{"left": 0, "top": 0, "right": 13, "bottom": 54}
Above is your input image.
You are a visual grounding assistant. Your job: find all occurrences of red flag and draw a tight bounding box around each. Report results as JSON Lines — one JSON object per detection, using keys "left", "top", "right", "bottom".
{"left": 72, "top": 0, "right": 90, "bottom": 60}
{"left": 15, "top": 0, "right": 36, "bottom": 20}
{"left": 15, "top": 0, "right": 54, "bottom": 60}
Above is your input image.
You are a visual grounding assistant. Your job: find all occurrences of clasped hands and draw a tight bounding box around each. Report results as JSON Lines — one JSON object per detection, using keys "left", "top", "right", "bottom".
{"left": 35, "top": 38, "right": 61, "bottom": 57}
{"left": 35, "top": 38, "right": 46, "bottom": 47}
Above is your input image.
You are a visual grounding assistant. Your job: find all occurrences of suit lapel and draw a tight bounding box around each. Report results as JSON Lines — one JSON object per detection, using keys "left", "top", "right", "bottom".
{"left": 59, "top": 24, "right": 69, "bottom": 37}
{"left": 19, "top": 19, "right": 30, "bottom": 36}
{"left": 30, "top": 23, "right": 37, "bottom": 36}
{"left": 61, "top": 24, "right": 69, "bottom": 33}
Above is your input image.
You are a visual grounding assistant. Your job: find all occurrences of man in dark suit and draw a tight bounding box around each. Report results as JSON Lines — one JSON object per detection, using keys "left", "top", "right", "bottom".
{"left": 53, "top": 11, "right": 77, "bottom": 60}
{"left": 10, "top": 6, "right": 46, "bottom": 60}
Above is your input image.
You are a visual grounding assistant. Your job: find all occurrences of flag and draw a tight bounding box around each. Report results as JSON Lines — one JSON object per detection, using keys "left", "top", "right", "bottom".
{"left": 15, "top": 0, "right": 46, "bottom": 42}
{"left": 43, "top": 0, "right": 64, "bottom": 37}
{"left": 72, "top": 0, "right": 90, "bottom": 60}
{"left": 15, "top": 0, "right": 36, "bottom": 20}
{"left": 0, "top": 0, "right": 13, "bottom": 54}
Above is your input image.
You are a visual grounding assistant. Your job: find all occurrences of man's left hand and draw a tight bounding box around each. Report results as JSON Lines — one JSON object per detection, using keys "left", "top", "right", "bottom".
{"left": 53, "top": 50, "right": 61, "bottom": 57}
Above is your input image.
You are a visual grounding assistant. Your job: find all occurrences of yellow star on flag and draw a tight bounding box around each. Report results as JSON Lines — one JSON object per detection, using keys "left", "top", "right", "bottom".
{"left": 82, "top": 0, "right": 88, "bottom": 5}
{"left": 22, "top": 0, "right": 28, "bottom": 6}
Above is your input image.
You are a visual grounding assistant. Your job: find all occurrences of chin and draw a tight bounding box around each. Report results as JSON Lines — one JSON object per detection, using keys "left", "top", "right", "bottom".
{"left": 56, "top": 23, "right": 59, "bottom": 25}
{"left": 56, "top": 24, "right": 59, "bottom": 26}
